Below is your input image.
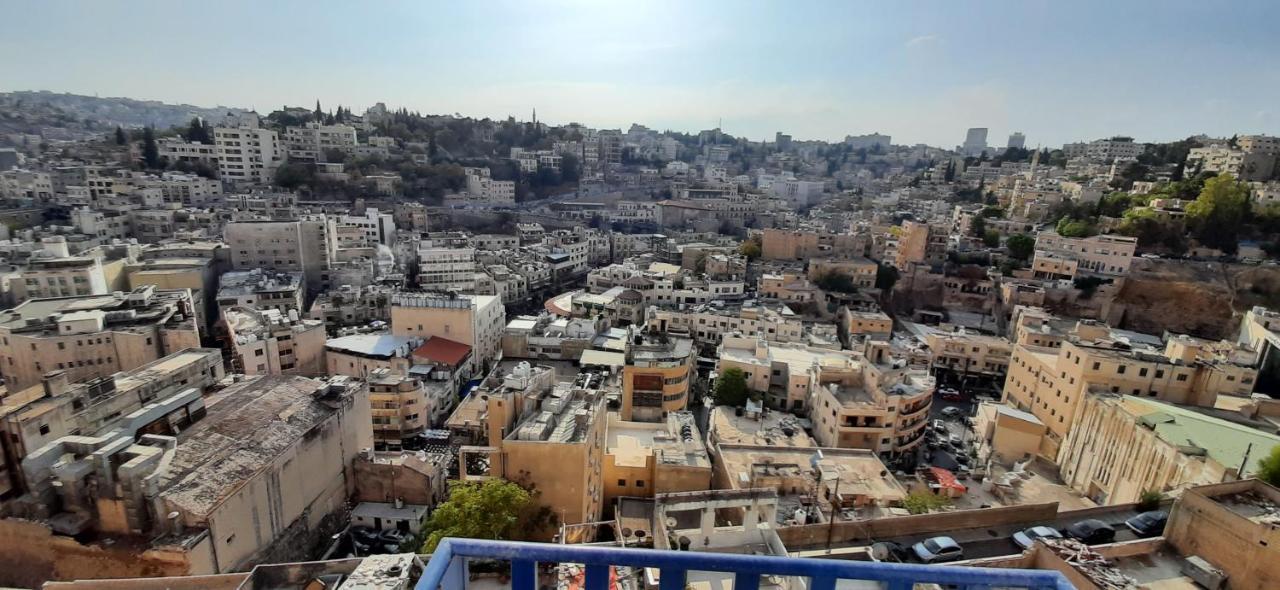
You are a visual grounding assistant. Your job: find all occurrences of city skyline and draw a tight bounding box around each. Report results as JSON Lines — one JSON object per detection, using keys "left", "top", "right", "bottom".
{"left": 2, "top": 0, "right": 1279, "bottom": 147}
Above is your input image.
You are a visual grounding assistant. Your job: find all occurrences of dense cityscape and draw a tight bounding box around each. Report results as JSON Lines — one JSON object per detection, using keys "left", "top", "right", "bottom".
{"left": 2, "top": 4, "right": 1280, "bottom": 589}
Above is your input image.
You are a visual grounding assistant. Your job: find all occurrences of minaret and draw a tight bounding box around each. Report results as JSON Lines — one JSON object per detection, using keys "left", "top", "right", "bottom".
{"left": 532, "top": 108, "right": 537, "bottom": 126}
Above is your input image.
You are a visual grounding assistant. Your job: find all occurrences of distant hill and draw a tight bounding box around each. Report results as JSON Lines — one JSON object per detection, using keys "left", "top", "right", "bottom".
{"left": 0, "top": 90, "right": 249, "bottom": 131}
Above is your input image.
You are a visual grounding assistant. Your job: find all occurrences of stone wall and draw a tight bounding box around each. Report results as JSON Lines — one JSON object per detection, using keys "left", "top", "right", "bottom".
{"left": 0, "top": 519, "right": 192, "bottom": 589}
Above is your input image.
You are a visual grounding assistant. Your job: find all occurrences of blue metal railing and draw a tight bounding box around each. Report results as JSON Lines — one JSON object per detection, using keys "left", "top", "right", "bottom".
{"left": 416, "top": 538, "right": 1074, "bottom": 590}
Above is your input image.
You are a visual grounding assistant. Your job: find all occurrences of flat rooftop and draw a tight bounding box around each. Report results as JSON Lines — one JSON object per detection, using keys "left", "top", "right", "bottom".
{"left": 606, "top": 412, "right": 710, "bottom": 469}
{"left": 716, "top": 444, "right": 906, "bottom": 504}
{"left": 710, "top": 406, "right": 815, "bottom": 447}
{"left": 159, "top": 375, "right": 358, "bottom": 517}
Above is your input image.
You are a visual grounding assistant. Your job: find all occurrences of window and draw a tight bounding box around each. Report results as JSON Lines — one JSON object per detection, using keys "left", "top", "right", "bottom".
{"left": 635, "top": 480, "right": 645, "bottom": 488}
{"left": 1139, "top": 368, "right": 1148, "bottom": 377}
{"left": 1092, "top": 362, "right": 1100, "bottom": 370}
{"left": 1155, "top": 369, "right": 1164, "bottom": 379}
{"left": 617, "top": 479, "right": 627, "bottom": 487}
{"left": 1117, "top": 365, "right": 1126, "bottom": 375}
{"left": 1176, "top": 374, "right": 1188, "bottom": 382}
{"left": 39, "top": 424, "right": 50, "bottom": 435}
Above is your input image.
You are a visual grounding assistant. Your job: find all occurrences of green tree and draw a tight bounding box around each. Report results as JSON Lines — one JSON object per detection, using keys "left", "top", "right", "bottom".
{"left": 969, "top": 214, "right": 987, "bottom": 238}
{"left": 982, "top": 229, "right": 1000, "bottom": 248}
{"left": 875, "top": 264, "right": 899, "bottom": 291}
{"left": 421, "top": 479, "right": 555, "bottom": 552}
{"left": 738, "top": 238, "right": 761, "bottom": 260}
{"left": 314, "top": 99, "right": 324, "bottom": 121}
{"left": 114, "top": 126, "right": 127, "bottom": 145}
{"left": 1056, "top": 217, "right": 1096, "bottom": 238}
{"left": 561, "top": 153, "right": 581, "bottom": 183}
{"left": 1187, "top": 174, "right": 1251, "bottom": 254}
{"left": 185, "top": 117, "right": 211, "bottom": 144}
{"left": 1257, "top": 445, "right": 1280, "bottom": 487}
{"left": 713, "top": 367, "right": 750, "bottom": 407}
{"left": 1006, "top": 233, "right": 1035, "bottom": 260}
{"left": 815, "top": 271, "right": 858, "bottom": 294}
{"left": 142, "top": 126, "right": 160, "bottom": 168}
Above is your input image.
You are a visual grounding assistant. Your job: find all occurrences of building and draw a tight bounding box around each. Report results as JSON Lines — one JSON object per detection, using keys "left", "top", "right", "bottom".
{"left": 962, "top": 127, "right": 988, "bottom": 156}
{"left": 282, "top": 122, "right": 358, "bottom": 162}
{"left": 646, "top": 301, "right": 805, "bottom": 349}
{"left": 224, "top": 218, "right": 331, "bottom": 294}
{"left": 156, "top": 138, "right": 218, "bottom": 169}
{"left": 808, "top": 257, "right": 877, "bottom": 289}
{"left": 214, "top": 123, "right": 283, "bottom": 185}
{"left": 1186, "top": 144, "right": 1276, "bottom": 181}
{"left": 804, "top": 341, "right": 934, "bottom": 456}
{"left": 221, "top": 305, "right": 326, "bottom": 375}
{"left": 14, "top": 374, "right": 372, "bottom": 575}
{"left": 924, "top": 327, "right": 1014, "bottom": 384}
{"left": 416, "top": 243, "right": 477, "bottom": 292}
{"left": 621, "top": 333, "right": 695, "bottom": 422}
{"left": 391, "top": 292, "right": 504, "bottom": 375}
{"left": 602, "top": 411, "right": 712, "bottom": 510}
{"left": 1031, "top": 231, "right": 1137, "bottom": 279}
{"left": 461, "top": 167, "right": 516, "bottom": 204}
{"left": 760, "top": 228, "right": 867, "bottom": 261}
{"left": 0, "top": 286, "right": 201, "bottom": 390}
{"left": 215, "top": 269, "right": 305, "bottom": 317}
{"left": 1007, "top": 132, "right": 1026, "bottom": 150}
{"left": 1003, "top": 322, "right": 1259, "bottom": 459}
{"left": 1058, "top": 393, "right": 1280, "bottom": 504}
{"left": 845, "top": 133, "right": 892, "bottom": 151}
{"left": 894, "top": 220, "right": 949, "bottom": 269}
{"left": 502, "top": 314, "right": 606, "bottom": 362}
{"left": 365, "top": 369, "right": 435, "bottom": 451}
{"left": 6, "top": 253, "right": 111, "bottom": 304}
{"left": 0, "top": 348, "right": 224, "bottom": 500}
{"left": 326, "top": 333, "right": 422, "bottom": 377}
{"left": 712, "top": 444, "right": 908, "bottom": 510}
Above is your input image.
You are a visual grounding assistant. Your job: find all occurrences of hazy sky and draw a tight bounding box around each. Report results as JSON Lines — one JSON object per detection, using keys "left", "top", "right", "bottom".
{"left": 2, "top": 0, "right": 1278, "bottom": 147}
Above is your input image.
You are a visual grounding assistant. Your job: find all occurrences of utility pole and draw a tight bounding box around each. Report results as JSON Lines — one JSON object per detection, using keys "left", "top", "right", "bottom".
{"left": 1238, "top": 443, "right": 1254, "bottom": 480}
{"left": 825, "top": 477, "right": 842, "bottom": 550}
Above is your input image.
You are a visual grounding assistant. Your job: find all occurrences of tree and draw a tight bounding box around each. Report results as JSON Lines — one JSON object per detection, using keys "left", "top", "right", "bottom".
{"left": 142, "top": 126, "right": 160, "bottom": 169}
{"left": 1257, "top": 445, "right": 1280, "bottom": 488}
{"left": 1187, "top": 174, "right": 1251, "bottom": 254}
{"left": 738, "top": 238, "right": 761, "bottom": 260}
{"left": 969, "top": 215, "right": 987, "bottom": 238}
{"left": 1006, "top": 234, "right": 1035, "bottom": 260}
{"left": 428, "top": 131, "right": 438, "bottom": 161}
{"left": 943, "top": 160, "right": 955, "bottom": 182}
{"left": 713, "top": 367, "right": 750, "bottom": 407}
{"left": 561, "top": 153, "right": 581, "bottom": 183}
{"left": 814, "top": 271, "right": 858, "bottom": 294}
{"left": 314, "top": 100, "right": 324, "bottom": 121}
{"left": 1056, "top": 217, "right": 1096, "bottom": 238}
{"left": 421, "top": 479, "right": 556, "bottom": 552}
{"left": 982, "top": 229, "right": 1000, "bottom": 248}
{"left": 114, "top": 126, "right": 127, "bottom": 146}
{"left": 874, "top": 264, "right": 899, "bottom": 291}
{"left": 185, "top": 117, "right": 211, "bottom": 144}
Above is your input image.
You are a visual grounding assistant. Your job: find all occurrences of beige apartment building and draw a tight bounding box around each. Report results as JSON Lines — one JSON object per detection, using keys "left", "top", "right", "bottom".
{"left": 0, "top": 286, "right": 201, "bottom": 390}
{"left": 621, "top": 333, "right": 696, "bottom": 421}
{"left": 806, "top": 340, "right": 934, "bottom": 455}
{"left": 15, "top": 374, "right": 371, "bottom": 575}
{"left": 840, "top": 308, "right": 893, "bottom": 339}
{"left": 758, "top": 273, "right": 819, "bottom": 304}
{"left": 924, "top": 328, "right": 1013, "bottom": 380}
{"left": 1003, "top": 322, "right": 1258, "bottom": 458}
{"left": 221, "top": 306, "right": 326, "bottom": 375}
{"left": 1057, "top": 393, "right": 1280, "bottom": 505}
{"left": 367, "top": 369, "right": 432, "bottom": 451}
{"left": 0, "top": 348, "right": 224, "bottom": 500}
{"left": 224, "top": 218, "right": 332, "bottom": 294}
{"left": 125, "top": 257, "right": 216, "bottom": 329}
{"left": 601, "top": 412, "right": 712, "bottom": 511}
{"left": 808, "top": 257, "right": 878, "bottom": 289}
{"left": 760, "top": 228, "right": 867, "bottom": 261}
{"left": 894, "top": 220, "right": 949, "bottom": 269}
{"left": 646, "top": 301, "right": 805, "bottom": 349}
{"left": 7, "top": 254, "right": 114, "bottom": 304}
{"left": 390, "top": 292, "right": 504, "bottom": 375}
{"left": 1031, "top": 231, "right": 1137, "bottom": 280}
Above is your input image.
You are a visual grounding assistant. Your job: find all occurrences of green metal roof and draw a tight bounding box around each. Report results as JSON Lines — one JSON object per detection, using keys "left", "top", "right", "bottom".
{"left": 1125, "top": 396, "right": 1280, "bottom": 476}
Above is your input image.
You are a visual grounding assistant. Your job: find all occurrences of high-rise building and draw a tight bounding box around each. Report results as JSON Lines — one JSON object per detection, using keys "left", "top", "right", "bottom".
{"left": 962, "top": 127, "right": 988, "bottom": 156}
{"left": 224, "top": 218, "right": 332, "bottom": 294}
{"left": 1007, "top": 132, "right": 1026, "bottom": 150}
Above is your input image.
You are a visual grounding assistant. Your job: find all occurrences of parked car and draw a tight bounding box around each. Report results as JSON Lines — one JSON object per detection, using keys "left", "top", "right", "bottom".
{"left": 912, "top": 536, "right": 964, "bottom": 563}
{"left": 941, "top": 406, "right": 964, "bottom": 418}
{"left": 1124, "top": 511, "right": 1168, "bottom": 538}
{"left": 941, "top": 390, "right": 964, "bottom": 402}
{"left": 948, "top": 434, "right": 964, "bottom": 448}
{"left": 931, "top": 419, "right": 948, "bottom": 433}
{"left": 1066, "top": 519, "right": 1116, "bottom": 545}
{"left": 1012, "top": 526, "right": 1063, "bottom": 549}
{"left": 870, "top": 541, "right": 910, "bottom": 563}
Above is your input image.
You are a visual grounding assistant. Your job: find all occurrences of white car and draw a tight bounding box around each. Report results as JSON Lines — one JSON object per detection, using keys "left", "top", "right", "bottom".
{"left": 941, "top": 407, "right": 963, "bottom": 418}
{"left": 1012, "top": 526, "right": 1062, "bottom": 549}
{"left": 912, "top": 536, "right": 964, "bottom": 563}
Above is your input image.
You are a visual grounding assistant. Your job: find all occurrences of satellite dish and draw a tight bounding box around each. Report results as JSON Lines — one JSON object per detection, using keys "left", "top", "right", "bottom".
{"left": 666, "top": 517, "right": 678, "bottom": 528}
{"left": 621, "top": 528, "right": 633, "bottom": 538}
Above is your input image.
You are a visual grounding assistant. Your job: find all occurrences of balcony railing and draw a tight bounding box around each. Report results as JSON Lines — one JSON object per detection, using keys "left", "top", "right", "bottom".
{"left": 416, "top": 538, "right": 1071, "bottom": 590}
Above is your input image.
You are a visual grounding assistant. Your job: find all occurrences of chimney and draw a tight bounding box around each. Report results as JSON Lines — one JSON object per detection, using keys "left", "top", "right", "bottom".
{"left": 42, "top": 370, "right": 70, "bottom": 398}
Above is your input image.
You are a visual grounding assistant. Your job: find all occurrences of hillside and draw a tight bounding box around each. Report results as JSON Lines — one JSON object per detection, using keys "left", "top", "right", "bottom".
{"left": 1112, "top": 258, "right": 1280, "bottom": 340}
{"left": 0, "top": 91, "right": 247, "bottom": 131}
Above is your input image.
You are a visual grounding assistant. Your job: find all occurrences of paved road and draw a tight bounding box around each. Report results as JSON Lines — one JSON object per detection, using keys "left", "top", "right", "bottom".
{"left": 860, "top": 509, "right": 1143, "bottom": 562}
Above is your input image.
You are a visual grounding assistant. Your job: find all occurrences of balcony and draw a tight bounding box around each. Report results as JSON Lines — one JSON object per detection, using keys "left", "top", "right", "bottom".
{"left": 415, "top": 538, "right": 1070, "bottom": 590}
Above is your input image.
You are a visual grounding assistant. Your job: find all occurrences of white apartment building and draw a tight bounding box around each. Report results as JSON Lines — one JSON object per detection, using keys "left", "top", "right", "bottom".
{"left": 1031, "top": 231, "right": 1137, "bottom": 280}
{"left": 224, "top": 218, "right": 332, "bottom": 293}
{"left": 214, "top": 125, "right": 284, "bottom": 185}
{"left": 417, "top": 244, "right": 477, "bottom": 292}
{"left": 463, "top": 167, "right": 516, "bottom": 204}
{"left": 0, "top": 169, "right": 53, "bottom": 201}
{"left": 139, "top": 172, "right": 222, "bottom": 206}
{"left": 157, "top": 139, "right": 219, "bottom": 168}
{"left": 1186, "top": 145, "right": 1275, "bottom": 181}
{"left": 283, "top": 122, "right": 358, "bottom": 162}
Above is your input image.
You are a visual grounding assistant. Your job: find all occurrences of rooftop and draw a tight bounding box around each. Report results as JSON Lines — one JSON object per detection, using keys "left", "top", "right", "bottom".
{"left": 716, "top": 443, "right": 907, "bottom": 505}
{"left": 710, "top": 406, "right": 815, "bottom": 447}
{"left": 606, "top": 412, "right": 711, "bottom": 469}
{"left": 217, "top": 269, "right": 303, "bottom": 297}
{"left": 159, "top": 375, "right": 361, "bottom": 517}
{"left": 412, "top": 336, "right": 472, "bottom": 367}
{"left": 1119, "top": 395, "right": 1280, "bottom": 476}
{"left": 0, "top": 287, "right": 193, "bottom": 335}
{"left": 326, "top": 333, "right": 421, "bottom": 359}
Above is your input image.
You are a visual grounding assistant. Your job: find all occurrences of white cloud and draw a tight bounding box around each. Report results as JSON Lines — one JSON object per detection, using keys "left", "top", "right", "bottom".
{"left": 905, "top": 35, "right": 939, "bottom": 48}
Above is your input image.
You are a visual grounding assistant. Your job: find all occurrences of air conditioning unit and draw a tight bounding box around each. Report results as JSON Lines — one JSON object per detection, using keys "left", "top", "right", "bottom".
{"left": 1181, "top": 556, "right": 1226, "bottom": 590}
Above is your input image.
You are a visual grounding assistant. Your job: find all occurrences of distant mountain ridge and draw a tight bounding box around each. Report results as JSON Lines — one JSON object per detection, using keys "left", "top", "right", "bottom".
{"left": 0, "top": 90, "right": 249, "bottom": 130}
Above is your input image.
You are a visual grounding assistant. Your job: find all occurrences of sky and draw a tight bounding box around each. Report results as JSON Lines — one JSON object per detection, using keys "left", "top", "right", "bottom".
{"left": 2, "top": 0, "right": 1279, "bottom": 148}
